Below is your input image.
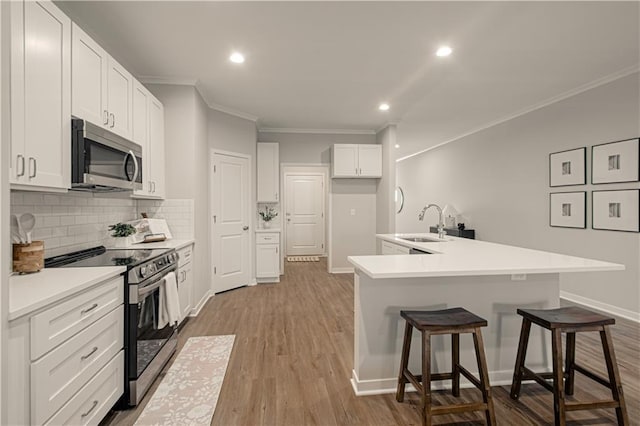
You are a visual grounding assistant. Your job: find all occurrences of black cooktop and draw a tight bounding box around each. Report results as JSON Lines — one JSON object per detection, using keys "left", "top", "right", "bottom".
{"left": 45, "top": 246, "right": 171, "bottom": 269}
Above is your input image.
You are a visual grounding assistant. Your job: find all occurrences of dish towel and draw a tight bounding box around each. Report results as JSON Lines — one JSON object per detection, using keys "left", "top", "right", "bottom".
{"left": 158, "top": 271, "right": 181, "bottom": 328}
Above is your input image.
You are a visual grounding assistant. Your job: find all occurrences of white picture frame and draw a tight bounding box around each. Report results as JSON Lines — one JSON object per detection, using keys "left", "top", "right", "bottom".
{"left": 549, "top": 192, "right": 586, "bottom": 229}
{"left": 592, "top": 189, "right": 639, "bottom": 232}
{"left": 592, "top": 138, "right": 639, "bottom": 184}
{"left": 549, "top": 147, "right": 586, "bottom": 187}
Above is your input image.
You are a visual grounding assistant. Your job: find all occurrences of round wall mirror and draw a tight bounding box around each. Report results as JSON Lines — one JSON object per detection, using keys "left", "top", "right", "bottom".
{"left": 395, "top": 186, "right": 405, "bottom": 213}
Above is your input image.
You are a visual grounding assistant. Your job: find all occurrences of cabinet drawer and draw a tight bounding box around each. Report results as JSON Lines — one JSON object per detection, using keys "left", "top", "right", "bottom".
{"left": 31, "top": 275, "right": 123, "bottom": 360}
{"left": 44, "top": 350, "right": 124, "bottom": 426}
{"left": 32, "top": 305, "right": 123, "bottom": 425}
{"left": 177, "top": 244, "right": 193, "bottom": 267}
{"left": 256, "top": 233, "right": 279, "bottom": 244}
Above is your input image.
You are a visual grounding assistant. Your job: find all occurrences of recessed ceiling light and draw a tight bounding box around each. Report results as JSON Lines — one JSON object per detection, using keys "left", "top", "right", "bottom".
{"left": 394, "top": 144, "right": 400, "bottom": 149}
{"left": 379, "top": 103, "right": 390, "bottom": 111}
{"left": 229, "top": 52, "right": 245, "bottom": 64}
{"left": 436, "top": 46, "right": 452, "bottom": 57}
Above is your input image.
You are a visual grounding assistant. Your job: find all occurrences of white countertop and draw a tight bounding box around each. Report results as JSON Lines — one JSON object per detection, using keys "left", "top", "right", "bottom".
{"left": 348, "top": 233, "right": 624, "bottom": 279}
{"left": 115, "top": 238, "right": 195, "bottom": 250}
{"left": 255, "top": 228, "right": 280, "bottom": 233}
{"left": 9, "top": 266, "right": 126, "bottom": 321}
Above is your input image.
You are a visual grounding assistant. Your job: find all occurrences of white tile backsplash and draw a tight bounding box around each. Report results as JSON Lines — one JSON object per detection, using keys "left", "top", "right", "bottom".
{"left": 10, "top": 191, "right": 194, "bottom": 257}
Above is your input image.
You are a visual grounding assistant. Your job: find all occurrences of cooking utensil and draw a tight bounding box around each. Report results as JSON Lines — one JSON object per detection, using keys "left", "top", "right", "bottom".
{"left": 11, "top": 214, "right": 24, "bottom": 243}
{"left": 20, "top": 213, "right": 36, "bottom": 244}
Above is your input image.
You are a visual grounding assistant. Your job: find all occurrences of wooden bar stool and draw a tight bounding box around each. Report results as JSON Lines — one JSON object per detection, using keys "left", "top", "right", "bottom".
{"left": 510, "top": 306, "right": 629, "bottom": 426}
{"left": 396, "top": 307, "right": 496, "bottom": 426}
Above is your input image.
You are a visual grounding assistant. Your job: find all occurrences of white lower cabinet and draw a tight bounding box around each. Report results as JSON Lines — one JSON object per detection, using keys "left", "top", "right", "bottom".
{"left": 177, "top": 244, "right": 194, "bottom": 323}
{"left": 380, "top": 240, "right": 410, "bottom": 255}
{"left": 8, "top": 275, "right": 125, "bottom": 425}
{"left": 256, "top": 232, "right": 280, "bottom": 282}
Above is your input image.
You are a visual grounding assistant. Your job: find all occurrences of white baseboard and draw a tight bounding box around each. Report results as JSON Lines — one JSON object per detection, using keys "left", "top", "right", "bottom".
{"left": 331, "top": 267, "right": 354, "bottom": 274}
{"left": 560, "top": 291, "right": 640, "bottom": 323}
{"left": 350, "top": 369, "right": 514, "bottom": 396}
{"left": 189, "top": 290, "right": 213, "bottom": 317}
{"left": 248, "top": 278, "right": 258, "bottom": 286}
{"left": 256, "top": 277, "right": 280, "bottom": 283}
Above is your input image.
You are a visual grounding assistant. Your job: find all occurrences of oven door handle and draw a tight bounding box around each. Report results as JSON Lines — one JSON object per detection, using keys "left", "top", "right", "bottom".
{"left": 138, "top": 278, "right": 165, "bottom": 298}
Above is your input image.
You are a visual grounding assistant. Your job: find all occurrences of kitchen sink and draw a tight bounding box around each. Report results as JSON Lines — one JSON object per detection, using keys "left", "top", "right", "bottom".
{"left": 399, "top": 236, "right": 446, "bottom": 243}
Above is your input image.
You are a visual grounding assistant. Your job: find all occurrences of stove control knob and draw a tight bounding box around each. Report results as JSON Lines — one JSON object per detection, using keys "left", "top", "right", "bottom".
{"left": 140, "top": 266, "right": 147, "bottom": 278}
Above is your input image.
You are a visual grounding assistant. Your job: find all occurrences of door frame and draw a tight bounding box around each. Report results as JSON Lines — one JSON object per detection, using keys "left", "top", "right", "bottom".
{"left": 210, "top": 149, "right": 254, "bottom": 294}
{"left": 280, "top": 164, "right": 329, "bottom": 272}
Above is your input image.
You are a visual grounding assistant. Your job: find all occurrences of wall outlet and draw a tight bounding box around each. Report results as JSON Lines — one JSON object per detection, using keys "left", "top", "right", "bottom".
{"left": 350, "top": 209, "right": 356, "bottom": 216}
{"left": 511, "top": 274, "right": 527, "bottom": 281}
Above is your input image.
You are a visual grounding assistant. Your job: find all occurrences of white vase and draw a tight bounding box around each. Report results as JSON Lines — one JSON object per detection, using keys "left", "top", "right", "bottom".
{"left": 263, "top": 221, "right": 271, "bottom": 229}
{"left": 113, "top": 236, "right": 133, "bottom": 248}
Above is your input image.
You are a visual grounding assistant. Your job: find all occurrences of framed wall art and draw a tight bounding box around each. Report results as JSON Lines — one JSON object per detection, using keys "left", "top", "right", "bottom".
{"left": 592, "top": 189, "right": 639, "bottom": 232}
{"left": 549, "top": 192, "right": 586, "bottom": 229}
{"left": 591, "top": 138, "right": 639, "bottom": 184}
{"left": 549, "top": 147, "right": 586, "bottom": 187}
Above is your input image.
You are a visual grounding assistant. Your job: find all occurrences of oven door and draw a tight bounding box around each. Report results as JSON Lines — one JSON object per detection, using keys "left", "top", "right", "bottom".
{"left": 127, "top": 271, "right": 177, "bottom": 405}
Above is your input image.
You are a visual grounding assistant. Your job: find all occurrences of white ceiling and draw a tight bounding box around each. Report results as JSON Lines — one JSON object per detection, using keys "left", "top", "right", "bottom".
{"left": 56, "top": 1, "right": 639, "bottom": 158}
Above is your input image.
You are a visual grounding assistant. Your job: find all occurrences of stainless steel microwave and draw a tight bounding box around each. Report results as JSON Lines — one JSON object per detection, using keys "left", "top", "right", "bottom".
{"left": 71, "top": 118, "right": 143, "bottom": 192}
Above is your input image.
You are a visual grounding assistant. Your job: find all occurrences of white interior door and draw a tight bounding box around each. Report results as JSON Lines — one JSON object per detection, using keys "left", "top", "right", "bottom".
{"left": 285, "top": 174, "right": 325, "bottom": 256}
{"left": 212, "top": 152, "right": 251, "bottom": 293}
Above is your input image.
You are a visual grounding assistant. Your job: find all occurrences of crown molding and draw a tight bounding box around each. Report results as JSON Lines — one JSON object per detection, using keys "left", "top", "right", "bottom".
{"left": 206, "top": 101, "right": 259, "bottom": 122}
{"left": 375, "top": 122, "right": 399, "bottom": 134}
{"left": 397, "top": 64, "right": 640, "bottom": 163}
{"left": 138, "top": 76, "right": 198, "bottom": 86}
{"left": 258, "top": 127, "right": 375, "bottom": 135}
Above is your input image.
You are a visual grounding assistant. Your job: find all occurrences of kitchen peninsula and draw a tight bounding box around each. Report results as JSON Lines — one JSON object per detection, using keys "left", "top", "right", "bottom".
{"left": 347, "top": 234, "right": 624, "bottom": 395}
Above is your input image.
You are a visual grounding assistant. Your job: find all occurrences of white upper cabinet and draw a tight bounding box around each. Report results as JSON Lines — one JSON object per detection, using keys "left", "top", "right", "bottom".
{"left": 331, "top": 144, "right": 382, "bottom": 178}
{"left": 10, "top": 0, "right": 71, "bottom": 190}
{"left": 148, "top": 95, "right": 166, "bottom": 199}
{"left": 132, "top": 86, "right": 165, "bottom": 199}
{"left": 257, "top": 143, "right": 279, "bottom": 202}
{"left": 71, "top": 23, "right": 107, "bottom": 127}
{"left": 72, "top": 23, "right": 133, "bottom": 140}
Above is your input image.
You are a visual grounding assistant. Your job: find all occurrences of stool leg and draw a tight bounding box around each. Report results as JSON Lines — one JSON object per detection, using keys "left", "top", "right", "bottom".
{"left": 510, "top": 318, "right": 532, "bottom": 399}
{"left": 551, "top": 329, "right": 567, "bottom": 426}
{"left": 565, "top": 332, "right": 576, "bottom": 396}
{"left": 396, "top": 322, "right": 413, "bottom": 402}
{"left": 600, "top": 326, "right": 629, "bottom": 426}
{"left": 422, "top": 330, "right": 432, "bottom": 426}
{"left": 473, "top": 328, "right": 496, "bottom": 426}
{"left": 451, "top": 333, "right": 460, "bottom": 397}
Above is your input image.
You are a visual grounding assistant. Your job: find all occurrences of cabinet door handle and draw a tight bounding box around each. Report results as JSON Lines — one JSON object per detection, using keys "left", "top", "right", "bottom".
{"left": 275, "top": 192, "right": 278, "bottom": 201}
{"left": 16, "top": 155, "right": 25, "bottom": 177}
{"left": 276, "top": 247, "right": 278, "bottom": 254}
{"left": 243, "top": 226, "right": 249, "bottom": 231}
{"left": 149, "top": 181, "right": 152, "bottom": 192}
{"left": 28, "top": 157, "right": 36, "bottom": 178}
{"left": 103, "top": 110, "right": 109, "bottom": 125}
{"left": 355, "top": 168, "right": 357, "bottom": 175}
{"left": 81, "top": 346, "right": 98, "bottom": 361}
{"left": 152, "top": 181, "right": 156, "bottom": 193}
{"left": 359, "top": 168, "right": 362, "bottom": 175}
{"left": 81, "top": 400, "right": 99, "bottom": 418}
{"left": 110, "top": 113, "right": 115, "bottom": 128}
{"left": 81, "top": 303, "right": 98, "bottom": 314}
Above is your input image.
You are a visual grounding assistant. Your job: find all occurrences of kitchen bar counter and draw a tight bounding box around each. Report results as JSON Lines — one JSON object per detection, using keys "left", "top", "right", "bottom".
{"left": 347, "top": 234, "right": 624, "bottom": 396}
{"left": 9, "top": 266, "right": 125, "bottom": 321}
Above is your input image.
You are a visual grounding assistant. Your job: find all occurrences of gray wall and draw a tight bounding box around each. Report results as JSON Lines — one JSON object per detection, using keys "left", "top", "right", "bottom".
{"left": 259, "top": 131, "right": 375, "bottom": 164}
{"left": 397, "top": 73, "right": 640, "bottom": 316}
{"left": 258, "top": 131, "right": 378, "bottom": 271}
{"left": 148, "top": 84, "right": 211, "bottom": 307}
{"left": 209, "top": 109, "right": 258, "bottom": 278}
{"left": 375, "top": 125, "right": 397, "bottom": 234}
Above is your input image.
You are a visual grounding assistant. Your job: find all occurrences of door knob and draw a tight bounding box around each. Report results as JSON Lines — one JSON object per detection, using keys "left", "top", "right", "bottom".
{"left": 243, "top": 226, "right": 249, "bottom": 231}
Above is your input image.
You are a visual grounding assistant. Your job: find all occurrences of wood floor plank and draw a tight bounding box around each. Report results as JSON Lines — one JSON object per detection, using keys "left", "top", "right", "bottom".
{"left": 107, "top": 258, "right": 639, "bottom": 425}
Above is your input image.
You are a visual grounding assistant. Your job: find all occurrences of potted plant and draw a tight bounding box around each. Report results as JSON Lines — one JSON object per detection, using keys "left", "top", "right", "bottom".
{"left": 258, "top": 206, "right": 278, "bottom": 229}
{"left": 108, "top": 222, "right": 137, "bottom": 248}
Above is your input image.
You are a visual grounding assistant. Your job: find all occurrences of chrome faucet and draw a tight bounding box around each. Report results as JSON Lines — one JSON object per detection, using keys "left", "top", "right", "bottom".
{"left": 418, "top": 204, "right": 445, "bottom": 239}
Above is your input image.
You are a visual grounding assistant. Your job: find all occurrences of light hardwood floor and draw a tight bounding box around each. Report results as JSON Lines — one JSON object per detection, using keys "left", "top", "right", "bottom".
{"left": 109, "top": 259, "right": 639, "bottom": 425}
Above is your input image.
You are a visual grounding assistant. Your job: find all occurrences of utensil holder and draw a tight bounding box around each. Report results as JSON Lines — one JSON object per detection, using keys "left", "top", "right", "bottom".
{"left": 13, "top": 241, "right": 44, "bottom": 274}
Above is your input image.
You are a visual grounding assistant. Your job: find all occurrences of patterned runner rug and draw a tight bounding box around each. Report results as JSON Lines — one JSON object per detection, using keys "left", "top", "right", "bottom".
{"left": 287, "top": 256, "right": 320, "bottom": 262}
{"left": 134, "top": 335, "right": 235, "bottom": 425}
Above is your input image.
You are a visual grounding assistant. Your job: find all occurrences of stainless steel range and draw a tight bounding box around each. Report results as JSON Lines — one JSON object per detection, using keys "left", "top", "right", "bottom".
{"left": 45, "top": 246, "right": 179, "bottom": 407}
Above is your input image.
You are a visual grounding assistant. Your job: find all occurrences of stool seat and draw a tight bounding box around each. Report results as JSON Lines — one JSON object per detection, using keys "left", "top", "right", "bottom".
{"left": 518, "top": 306, "right": 615, "bottom": 329}
{"left": 401, "top": 307, "right": 488, "bottom": 330}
